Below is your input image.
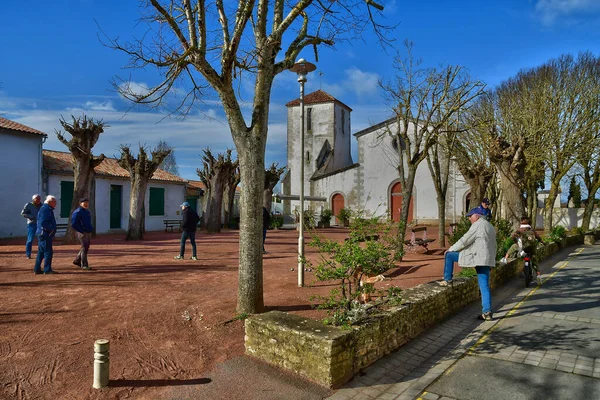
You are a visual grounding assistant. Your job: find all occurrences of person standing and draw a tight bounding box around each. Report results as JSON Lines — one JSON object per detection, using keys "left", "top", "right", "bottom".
{"left": 21, "top": 194, "right": 42, "bottom": 259}
{"left": 174, "top": 202, "right": 200, "bottom": 260}
{"left": 480, "top": 198, "right": 492, "bottom": 220}
{"left": 34, "top": 195, "right": 59, "bottom": 275}
{"left": 71, "top": 198, "right": 94, "bottom": 270}
{"left": 262, "top": 207, "right": 271, "bottom": 254}
{"left": 439, "top": 207, "right": 497, "bottom": 320}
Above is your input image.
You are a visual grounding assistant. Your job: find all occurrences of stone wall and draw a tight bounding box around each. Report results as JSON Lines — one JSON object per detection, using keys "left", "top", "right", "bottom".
{"left": 245, "top": 233, "right": 591, "bottom": 388}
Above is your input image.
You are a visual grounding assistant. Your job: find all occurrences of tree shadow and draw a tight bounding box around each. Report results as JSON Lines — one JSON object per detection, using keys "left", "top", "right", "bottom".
{"left": 108, "top": 377, "right": 211, "bottom": 387}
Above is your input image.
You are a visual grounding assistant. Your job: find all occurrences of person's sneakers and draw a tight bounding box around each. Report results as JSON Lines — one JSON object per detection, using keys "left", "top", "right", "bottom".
{"left": 44, "top": 270, "right": 59, "bottom": 274}
{"left": 34, "top": 270, "right": 43, "bottom": 275}
{"left": 438, "top": 280, "right": 453, "bottom": 287}
{"left": 26, "top": 255, "right": 31, "bottom": 259}
{"left": 81, "top": 266, "right": 92, "bottom": 270}
{"left": 190, "top": 256, "right": 198, "bottom": 261}
{"left": 478, "top": 312, "right": 493, "bottom": 321}
{"left": 73, "top": 261, "right": 82, "bottom": 267}
{"left": 174, "top": 255, "right": 184, "bottom": 260}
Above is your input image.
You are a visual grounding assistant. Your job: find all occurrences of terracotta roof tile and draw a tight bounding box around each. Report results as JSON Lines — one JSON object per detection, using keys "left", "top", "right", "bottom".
{"left": 285, "top": 89, "right": 352, "bottom": 111}
{"left": 43, "top": 150, "right": 187, "bottom": 183}
{"left": 0, "top": 117, "right": 47, "bottom": 136}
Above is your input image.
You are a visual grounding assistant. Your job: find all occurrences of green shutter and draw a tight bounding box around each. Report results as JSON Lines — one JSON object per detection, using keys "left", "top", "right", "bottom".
{"left": 149, "top": 187, "right": 165, "bottom": 216}
{"left": 60, "top": 181, "right": 74, "bottom": 218}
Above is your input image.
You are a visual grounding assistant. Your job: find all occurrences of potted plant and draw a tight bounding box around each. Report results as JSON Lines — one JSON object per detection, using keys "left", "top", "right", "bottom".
{"left": 319, "top": 209, "right": 333, "bottom": 228}
{"left": 337, "top": 208, "right": 351, "bottom": 227}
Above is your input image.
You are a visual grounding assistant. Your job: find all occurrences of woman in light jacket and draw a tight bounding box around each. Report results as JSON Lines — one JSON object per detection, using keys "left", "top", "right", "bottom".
{"left": 440, "top": 206, "right": 497, "bottom": 321}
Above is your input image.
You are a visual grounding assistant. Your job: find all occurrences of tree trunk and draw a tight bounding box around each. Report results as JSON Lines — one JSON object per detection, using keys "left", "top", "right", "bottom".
{"left": 263, "top": 188, "right": 274, "bottom": 211}
{"left": 235, "top": 134, "right": 266, "bottom": 314}
{"left": 90, "top": 175, "right": 97, "bottom": 237}
{"left": 581, "top": 200, "right": 595, "bottom": 231}
{"left": 437, "top": 201, "right": 447, "bottom": 247}
{"left": 127, "top": 176, "right": 148, "bottom": 240}
{"left": 206, "top": 175, "right": 226, "bottom": 233}
{"left": 64, "top": 158, "right": 96, "bottom": 244}
{"left": 543, "top": 183, "right": 560, "bottom": 234}
{"left": 398, "top": 169, "right": 417, "bottom": 241}
{"left": 496, "top": 159, "right": 525, "bottom": 229}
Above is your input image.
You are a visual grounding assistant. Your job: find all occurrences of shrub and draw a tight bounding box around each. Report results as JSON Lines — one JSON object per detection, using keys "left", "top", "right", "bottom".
{"left": 269, "top": 215, "right": 283, "bottom": 229}
{"left": 543, "top": 225, "right": 567, "bottom": 244}
{"left": 458, "top": 268, "right": 477, "bottom": 278}
{"left": 570, "top": 226, "right": 585, "bottom": 235}
{"left": 306, "top": 215, "right": 403, "bottom": 326}
{"left": 320, "top": 209, "right": 333, "bottom": 224}
{"left": 336, "top": 208, "right": 352, "bottom": 225}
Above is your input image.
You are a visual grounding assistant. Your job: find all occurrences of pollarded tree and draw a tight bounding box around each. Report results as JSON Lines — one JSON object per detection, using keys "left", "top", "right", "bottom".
{"left": 197, "top": 149, "right": 237, "bottom": 233}
{"left": 118, "top": 145, "right": 172, "bottom": 240}
{"left": 264, "top": 163, "right": 285, "bottom": 211}
{"left": 56, "top": 115, "right": 106, "bottom": 244}
{"left": 224, "top": 163, "right": 240, "bottom": 228}
{"left": 110, "top": 0, "right": 388, "bottom": 314}
{"left": 379, "top": 41, "right": 485, "bottom": 241}
{"left": 157, "top": 140, "right": 180, "bottom": 176}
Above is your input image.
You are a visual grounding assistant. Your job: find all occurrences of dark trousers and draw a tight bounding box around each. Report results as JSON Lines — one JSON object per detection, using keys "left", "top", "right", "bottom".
{"left": 34, "top": 235, "right": 54, "bottom": 273}
{"left": 180, "top": 231, "right": 197, "bottom": 257}
{"left": 263, "top": 229, "right": 267, "bottom": 250}
{"left": 74, "top": 232, "right": 91, "bottom": 267}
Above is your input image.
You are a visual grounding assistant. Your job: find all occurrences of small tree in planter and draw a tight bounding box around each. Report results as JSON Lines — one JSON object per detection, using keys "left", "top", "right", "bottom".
{"left": 319, "top": 209, "right": 333, "bottom": 228}
{"left": 307, "top": 215, "right": 404, "bottom": 326}
{"left": 337, "top": 208, "right": 352, "bottom": 227}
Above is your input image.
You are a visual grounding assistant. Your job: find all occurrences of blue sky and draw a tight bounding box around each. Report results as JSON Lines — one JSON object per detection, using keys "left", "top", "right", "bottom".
{"left": 1, "top": 0, "right": 600, "bottom": 183}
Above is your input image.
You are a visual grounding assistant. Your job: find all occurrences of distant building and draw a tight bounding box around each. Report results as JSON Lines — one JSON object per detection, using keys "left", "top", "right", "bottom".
{"left": 282, "top": 90, "right": 471, "bottom": 225}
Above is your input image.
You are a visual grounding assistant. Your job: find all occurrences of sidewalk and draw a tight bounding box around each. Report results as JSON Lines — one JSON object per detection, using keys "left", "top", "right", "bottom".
{"left": 327, "top": 242, "right": 600, "bottom": 400}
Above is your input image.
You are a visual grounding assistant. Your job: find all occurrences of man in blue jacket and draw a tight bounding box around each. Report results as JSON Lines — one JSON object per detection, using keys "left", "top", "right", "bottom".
{"left": 71, "top": 198, "right": 94, "bottom": 270}
{"left": 34, "top": 195, "right": 59, "bottom": 275}
{"left": 21, "top": 194, "right": 42, "bottom": 259}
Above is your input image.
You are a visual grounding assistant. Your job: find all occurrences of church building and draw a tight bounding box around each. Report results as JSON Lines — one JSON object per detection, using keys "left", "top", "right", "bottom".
{"left": 281, "top": 90, "right": 471, "bottom": 225}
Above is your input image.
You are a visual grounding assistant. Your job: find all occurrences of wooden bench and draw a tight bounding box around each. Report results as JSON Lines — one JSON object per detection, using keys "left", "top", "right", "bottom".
{"left": 163, "top": 219, "right": 182, "bottom": 232}
{"left": 56, "top": 223, "right": 68, "bottom": 236}
{"left": 404, "top": 226, "right": 435, "bottom": 251}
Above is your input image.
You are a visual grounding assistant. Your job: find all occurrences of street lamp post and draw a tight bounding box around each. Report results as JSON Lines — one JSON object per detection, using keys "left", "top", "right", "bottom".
{"left": 290, "top": 58, "right": 316, "bottom": 287}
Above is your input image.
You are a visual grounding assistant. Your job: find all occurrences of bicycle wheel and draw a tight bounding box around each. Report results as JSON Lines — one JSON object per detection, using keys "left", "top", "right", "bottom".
{"left": 524, "top": 261, "right": 532, "bottom": 288}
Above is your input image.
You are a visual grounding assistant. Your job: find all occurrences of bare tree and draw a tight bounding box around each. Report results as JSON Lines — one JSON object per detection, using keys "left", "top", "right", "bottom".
{"left": 224, "top": 163, "right": 241, "bottom": 228}
{"left": 56, "top": 115, "right": 106, "bottom": 244}
{"left": 379, "top": 41, "right": 485, "bottom": 241}
{"left": 118, "top": 145, "right": 171, "bottom": 240}
{"left": 157, "top": 140, "right": 179, "bottom": 176}
{"left": 109, "top": 0, "right": 387, "bottom": 313}
{"left": 197, "top": 149, "right": 237, "bottom": 233}
{"left": 264, "top": 163, "right": 285, "bottom": 211}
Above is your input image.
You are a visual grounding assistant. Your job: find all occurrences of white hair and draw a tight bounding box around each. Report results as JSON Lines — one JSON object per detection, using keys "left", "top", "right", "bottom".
{"left": 44, "top": 195, "right": 56, "bottom": 204}
{"left": 32, "top": 194, "right": 41, "bottom": 200}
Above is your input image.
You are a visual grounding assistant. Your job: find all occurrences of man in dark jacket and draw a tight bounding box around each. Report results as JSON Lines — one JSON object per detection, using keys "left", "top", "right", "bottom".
{"left": 174, "top": 202, "right": 200, "bottom": 260}
{"left": 21, "top": 194, "right": 42, "bottom": 259}
{"left": 71, "top": 198, "right": 94, "bottom": 270}
{"left": 263, "top": 207, "right": 271, "bottom": 254}
{"left": 34, "top": 195, "right": 58, "bottom": 274}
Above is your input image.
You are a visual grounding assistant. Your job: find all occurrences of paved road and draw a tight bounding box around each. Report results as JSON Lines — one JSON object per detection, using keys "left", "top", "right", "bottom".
{"left": 328, "top": 242, "right": 600, "bottom": 400}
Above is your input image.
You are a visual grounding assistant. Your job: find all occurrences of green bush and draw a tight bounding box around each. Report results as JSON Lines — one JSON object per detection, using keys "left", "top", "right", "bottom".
{"left": 570, "top": 226, "right": 585, "bottom": 235}
{"left": 458, "top": 268, "right": 477, "bottom": 278}
{"left": 320, "top": 209, "right": 333, "bottom": 224}
{"left": 336, "top": 208, "right": 352, "bottom": 225}
{"left": 269, "top": 215, "right": 283, "bottom": 229}
{"left": 306, "top": 215, "right": 403, "bottom": 326}
{"left": 543, "top": 225, "right": 567, "bottom": 244}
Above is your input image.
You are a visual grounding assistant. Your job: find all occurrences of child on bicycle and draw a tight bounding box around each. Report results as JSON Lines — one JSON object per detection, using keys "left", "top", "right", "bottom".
{"left": 504, "top": 216, "right": 544, "bottom": 284}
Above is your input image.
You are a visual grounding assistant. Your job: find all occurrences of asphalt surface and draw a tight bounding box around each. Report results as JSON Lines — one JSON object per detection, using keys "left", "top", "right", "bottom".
{"left": 158, "top": 242, "right": 600, "bottom": 400}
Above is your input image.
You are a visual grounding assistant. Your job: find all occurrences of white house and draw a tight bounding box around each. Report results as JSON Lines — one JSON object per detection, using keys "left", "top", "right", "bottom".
{"left": 0, "top": 117, "right": 47, "bottom": 238}
{"left": 282, "top": 90, "right": 471, "bottom": 225}
{"left": 43, "top": 150, "right": 188, "bottom": 234}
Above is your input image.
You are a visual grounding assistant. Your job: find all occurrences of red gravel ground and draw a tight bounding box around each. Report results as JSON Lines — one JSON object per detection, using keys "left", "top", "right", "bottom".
{"left": 0, "top": 227, "right": 448, "bottom": 399}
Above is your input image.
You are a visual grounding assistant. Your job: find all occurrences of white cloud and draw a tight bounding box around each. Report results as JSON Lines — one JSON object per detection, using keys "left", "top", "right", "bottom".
{"left": 345, "top": 68, "right": 380, "bottom": 97}
{"left": 117, "top": 81, "right": 150, "bottom": 99}
{"left": 535, "top": 0, "right": 600, "bottom": 25}
{"left": 83, "top": 101, "right": 116, "bottom": 111}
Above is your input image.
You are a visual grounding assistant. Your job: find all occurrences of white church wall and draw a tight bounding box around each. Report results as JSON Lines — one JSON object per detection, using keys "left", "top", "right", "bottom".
{"left": 535, "top": 208, "right": 600, "bottom": 230}
{"left": 0, "top": 131, "right": 44, "bottom": 238}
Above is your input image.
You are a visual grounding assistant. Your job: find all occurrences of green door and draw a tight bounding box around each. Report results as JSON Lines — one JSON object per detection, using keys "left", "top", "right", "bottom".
{"left": 186, "top": 196, "right": 198, "bottom": 213}
{"left": 110, "top": 185, "right": 122, "bottom": 229}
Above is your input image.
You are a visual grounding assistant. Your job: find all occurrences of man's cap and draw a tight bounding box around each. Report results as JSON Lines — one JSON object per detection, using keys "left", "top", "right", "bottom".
{"left": 482, "top": 197, "right": 491, "bottom": 205}
{"left": 466, "top": 206, "right": 485, "bottom": 217}
{"left": 180, "top": 202, "right": 190, "bottom": 207}
{"left": 79, "top": 197, "right": 89, "bottom": 203}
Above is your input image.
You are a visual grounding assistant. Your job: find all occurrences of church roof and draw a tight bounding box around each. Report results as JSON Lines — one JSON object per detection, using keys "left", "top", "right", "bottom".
{"left": 0, "top": 116, "right": 47, "bottom": 136}
{"left": 285, "top": 90, "right": 352, "bottom": 111}
{"left": 43, "top": 149, "right": 187, "bottom": 183}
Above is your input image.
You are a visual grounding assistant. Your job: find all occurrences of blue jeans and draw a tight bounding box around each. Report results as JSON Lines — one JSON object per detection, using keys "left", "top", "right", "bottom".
{"left": 443, "top": 251, "right": 459, "bottom": 281}
{"left": 34, "top": 235, "right": 54, "bottom": 273}
{"left": 476, "top": 266, "right": 492, "bottom": 314}
{"left": 179, "top": 231, "right": 197, "bottom": 258}
{"left": 25, "top": 223, "right": 37, "bottom": 257}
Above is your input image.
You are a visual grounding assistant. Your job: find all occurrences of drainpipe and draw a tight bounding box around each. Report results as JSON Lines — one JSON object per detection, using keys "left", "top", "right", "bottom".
{"left": 40, "top": 134, "right": 47, "bottom": 195}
